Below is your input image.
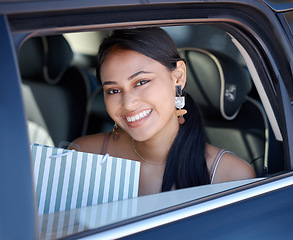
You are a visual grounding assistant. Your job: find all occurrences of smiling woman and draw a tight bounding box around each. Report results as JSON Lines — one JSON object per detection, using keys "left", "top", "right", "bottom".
{"left": 70, "top": 27, "right": 255, "bottom": 196}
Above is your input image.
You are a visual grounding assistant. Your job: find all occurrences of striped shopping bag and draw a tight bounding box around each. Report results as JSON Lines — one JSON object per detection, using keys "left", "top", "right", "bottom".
{"left": 30, "top": 143, "right": 140, "bottom": 215}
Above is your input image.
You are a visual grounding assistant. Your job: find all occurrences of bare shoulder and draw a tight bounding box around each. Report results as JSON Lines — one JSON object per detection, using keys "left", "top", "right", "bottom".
{"left": 68, "top": 132, "right": 108, "bottom": 154}
{"left": 206, "top": 144, "right": 256, "bottom": 184}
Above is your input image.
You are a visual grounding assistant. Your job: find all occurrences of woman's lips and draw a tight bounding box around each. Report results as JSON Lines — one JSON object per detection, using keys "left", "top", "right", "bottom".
{"left": 123, "top": 109, "right": 152, "bottom": 127}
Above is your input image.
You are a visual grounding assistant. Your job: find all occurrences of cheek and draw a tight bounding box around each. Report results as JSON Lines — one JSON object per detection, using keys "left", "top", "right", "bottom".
{"left": 161, "top": 95, "right": 176, "bottom": 114}
{"left": 146, "top": 86, "right": 175, "bottom": 113}
{"left": 161, "top": 89, "right": 177, "bottom": 115}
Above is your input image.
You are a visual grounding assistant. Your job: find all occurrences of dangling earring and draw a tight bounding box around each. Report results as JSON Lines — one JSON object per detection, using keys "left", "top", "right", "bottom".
{"left": 112, "top": 122, "right": 120, "bottom": 141}
{"left": 175, "top": 85, "right": 187, "bottom": 124}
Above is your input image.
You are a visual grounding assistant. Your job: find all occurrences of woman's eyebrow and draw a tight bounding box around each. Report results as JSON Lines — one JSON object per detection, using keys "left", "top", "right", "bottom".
{"left": 102, "top": 71, "right": 153, "bottom": 86}
{"left": 102, "top": 81, "right": 117, "bottom": 87}
{"left": 128, "top": 71, "right": 153, "bottom": 80}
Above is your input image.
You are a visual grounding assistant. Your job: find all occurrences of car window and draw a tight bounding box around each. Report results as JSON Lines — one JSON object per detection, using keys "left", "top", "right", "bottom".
{"left": 18, "top": 23, "right": 285, "bottom": 239}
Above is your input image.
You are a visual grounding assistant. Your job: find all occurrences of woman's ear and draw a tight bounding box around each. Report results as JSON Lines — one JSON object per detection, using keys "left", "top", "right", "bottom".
{"left": 173, "top": 60, "right": 186, "bottom": 89}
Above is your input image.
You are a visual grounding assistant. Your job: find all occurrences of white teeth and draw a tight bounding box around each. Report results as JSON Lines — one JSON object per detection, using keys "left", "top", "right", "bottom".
{"left": 126, "top": 110, "right": 151, "bottom": 122}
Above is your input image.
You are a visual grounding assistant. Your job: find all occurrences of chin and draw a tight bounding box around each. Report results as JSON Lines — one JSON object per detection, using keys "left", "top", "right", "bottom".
{"left": 129, "top": 129, "right": 155, "bottom": 142}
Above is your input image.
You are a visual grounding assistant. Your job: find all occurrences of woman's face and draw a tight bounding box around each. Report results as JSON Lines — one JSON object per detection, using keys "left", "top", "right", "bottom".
{"left": 100, "top": 49, "right": 185, "bottom": 142}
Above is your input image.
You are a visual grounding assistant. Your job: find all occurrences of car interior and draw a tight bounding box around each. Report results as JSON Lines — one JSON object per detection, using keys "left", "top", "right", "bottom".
{"left": 18, "top": 24, "right": 284, "bottom": 214}
{"left": 19, "top": 35, "right": 92, "bottom": 148}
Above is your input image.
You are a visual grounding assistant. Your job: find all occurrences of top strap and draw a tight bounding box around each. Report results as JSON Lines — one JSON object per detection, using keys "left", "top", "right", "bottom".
{"left": 100, "top": 132, "right": 111, "bottom": 155}
{"left": 210, "top": 149, "right": 233, "bottom": 184}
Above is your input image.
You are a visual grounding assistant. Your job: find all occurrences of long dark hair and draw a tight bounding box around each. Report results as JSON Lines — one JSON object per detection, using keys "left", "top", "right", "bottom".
{"left": 96, "top": 27, "right": 210, "bottom": 191}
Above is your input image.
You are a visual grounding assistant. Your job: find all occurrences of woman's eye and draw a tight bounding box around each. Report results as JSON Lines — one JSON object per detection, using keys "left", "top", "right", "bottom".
{"left": 106, "top": 89, "right": 121, "bottom": 95}
{"left": 135, "top": 80, "right": 149, "bottom": 87}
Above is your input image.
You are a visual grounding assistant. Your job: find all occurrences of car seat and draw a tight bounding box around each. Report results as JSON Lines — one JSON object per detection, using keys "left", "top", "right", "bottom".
{"left": 22, "top": 83, "right": 54, "bottom": 146}
{"left": 179, "top": 48, "right": 283, "bottom": 177}
{"left": 19, "top": 35, "right": 91, "bottom": 147}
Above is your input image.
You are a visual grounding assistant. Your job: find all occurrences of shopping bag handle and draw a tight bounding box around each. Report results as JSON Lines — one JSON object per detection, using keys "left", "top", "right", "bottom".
{"left": 100, "top": 153, "right": 109, "bottom": 165}
{"left": 49, "top": 151, "right": 109, "bottom": 166}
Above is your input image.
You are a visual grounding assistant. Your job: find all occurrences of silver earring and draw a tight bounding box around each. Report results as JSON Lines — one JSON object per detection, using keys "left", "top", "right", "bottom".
{"left": 175, "top": 85, "right": 187, "bottom": 124}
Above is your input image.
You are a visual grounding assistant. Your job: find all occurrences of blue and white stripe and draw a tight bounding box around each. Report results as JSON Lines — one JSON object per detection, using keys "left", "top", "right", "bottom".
{"left": 31, "top": 144, "right": 140, "bottom": 215}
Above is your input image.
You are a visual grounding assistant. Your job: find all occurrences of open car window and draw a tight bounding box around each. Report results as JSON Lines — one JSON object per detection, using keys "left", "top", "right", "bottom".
{"left": 18, "top": 23, "right": 285, "bottom": 239}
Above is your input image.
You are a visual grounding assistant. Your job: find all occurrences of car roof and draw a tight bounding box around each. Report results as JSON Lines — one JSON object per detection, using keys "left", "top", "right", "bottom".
{"left": 0, "top": 0, "right": 292, "bottom": 14}
{"left": 262, "top": 0, "right": 293, "bottom": 12}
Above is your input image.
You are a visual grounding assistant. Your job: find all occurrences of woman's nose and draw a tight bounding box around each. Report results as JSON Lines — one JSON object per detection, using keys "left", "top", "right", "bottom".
{"left": 122, "top": 91, "right": 138, "bottom": 111}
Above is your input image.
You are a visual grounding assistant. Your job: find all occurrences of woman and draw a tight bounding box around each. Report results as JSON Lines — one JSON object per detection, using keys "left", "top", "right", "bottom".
{"left": 71, "top": 27, "right": 256, "bottom": 196}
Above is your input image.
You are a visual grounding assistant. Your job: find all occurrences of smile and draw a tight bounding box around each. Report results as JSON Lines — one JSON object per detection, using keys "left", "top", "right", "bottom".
{"left": 126, "top": 110, "right": 151, "bottom": 123}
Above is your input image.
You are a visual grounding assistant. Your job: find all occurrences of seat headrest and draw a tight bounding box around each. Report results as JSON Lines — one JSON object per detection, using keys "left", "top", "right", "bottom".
{"left": 179, "top": 48, "right": 252, "bottom": 120}
{"left": 19, "top": 35, "right": 73, "bottom": 84}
